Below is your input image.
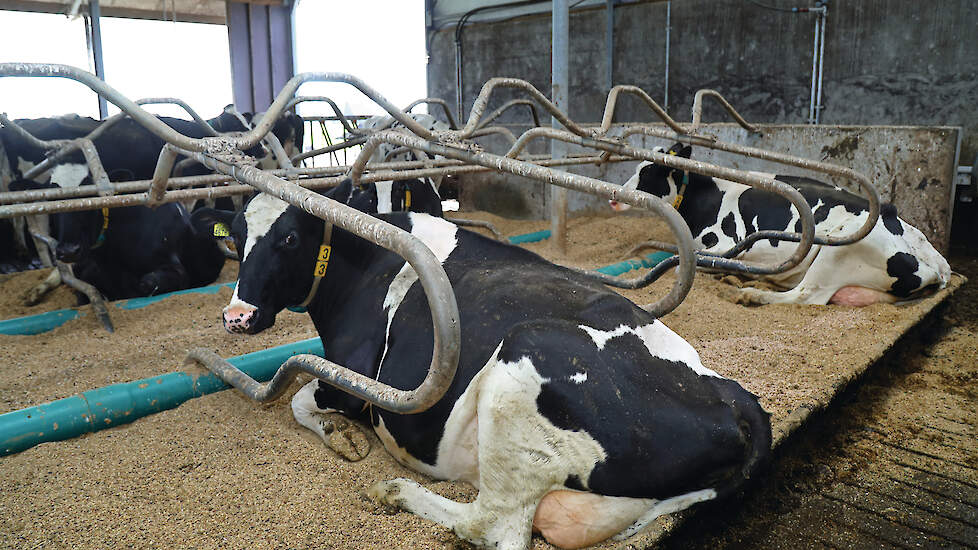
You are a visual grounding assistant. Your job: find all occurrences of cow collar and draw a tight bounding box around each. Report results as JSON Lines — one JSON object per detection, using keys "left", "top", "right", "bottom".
{"left": 667, "top": 149, "right": 688, "bottom": 210}
{"left": 672, "top": 172, "right": 689, "bottom": 210}
{"left": 92, "top": 207, "right": 110, "bottom": 249}
{"left": 287, "top": 221, "right": 334, "bottom": 313}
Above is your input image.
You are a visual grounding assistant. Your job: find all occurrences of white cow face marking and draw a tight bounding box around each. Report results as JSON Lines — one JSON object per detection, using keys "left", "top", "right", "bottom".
{"left": 241, "top": 193, "right": 290, "bottom": 261}
{"left": 49, "top": 163, "right": 89, "bottom": 188}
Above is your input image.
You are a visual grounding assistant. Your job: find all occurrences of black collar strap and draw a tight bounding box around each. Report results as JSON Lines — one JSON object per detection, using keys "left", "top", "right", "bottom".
{"left": 289, "top": 221, "right": 334, "bottom": 312}
{"left": 92, "top": 207, "right": 110, "bottom": 249}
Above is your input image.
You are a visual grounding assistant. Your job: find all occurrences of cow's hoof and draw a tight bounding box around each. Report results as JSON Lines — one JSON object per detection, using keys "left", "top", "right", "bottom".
{"left": 138, "top": 274, "right": 161, "bottom": 296}
{"left": 22, "top": 288, "right": 45, "bottom": 306}
{"left": 327, "top": 421, "right": 371, "bottom": 462}
{"left": 366, "top": 478, "right": 410, "bottom": 509}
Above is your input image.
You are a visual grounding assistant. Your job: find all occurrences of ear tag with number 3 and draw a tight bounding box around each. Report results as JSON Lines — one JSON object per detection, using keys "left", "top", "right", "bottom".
{"left": 314, "top": 245, "right": 331, "bottom": 277}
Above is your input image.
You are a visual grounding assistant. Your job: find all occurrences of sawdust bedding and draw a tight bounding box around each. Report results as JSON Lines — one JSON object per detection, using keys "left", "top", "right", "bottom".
{"left": 0, "top": 212, "right": 960, "bottom": 550}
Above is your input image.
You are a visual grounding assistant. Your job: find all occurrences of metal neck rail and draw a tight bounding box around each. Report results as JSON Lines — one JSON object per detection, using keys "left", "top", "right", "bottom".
{"left": 0, "top": 154, "right": 634, "bottom": 216}
{"left": 349, "top": 130, "right": 698, "bottom": 318}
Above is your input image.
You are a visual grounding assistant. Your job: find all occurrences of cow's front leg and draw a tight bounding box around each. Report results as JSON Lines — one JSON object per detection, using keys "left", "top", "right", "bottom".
{"left": 291, "top": 381, "right": 370, "bottom": 461}
{"left": 22, "top": 267, "right": 61, "bottom": 305}
{"left": 138, "top": 262, "right": 189, "bottom": 296}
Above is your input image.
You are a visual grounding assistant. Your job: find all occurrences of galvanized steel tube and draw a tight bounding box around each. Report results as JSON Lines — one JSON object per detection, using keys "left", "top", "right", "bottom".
{"left": 690, "top": 89, "right": 762, "bottom": 134}
{"left": 182, "top": 149, "right": 461, "bottom": 415}
{"left": 350, "top": 131, "right": 697, "bottom": 317}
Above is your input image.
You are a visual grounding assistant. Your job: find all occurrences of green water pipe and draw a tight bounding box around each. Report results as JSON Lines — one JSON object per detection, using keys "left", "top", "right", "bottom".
{"left": 507, "top": 229, "right": 551, "bottom": 244}
{"left": 0, "top": 337, "right": 323, "bottom": 456}
{"left": 0, "top": 283, "right": 235, "bottom": 336}
{"left": 595, "top": 251, "right": 674, "bottom": 276}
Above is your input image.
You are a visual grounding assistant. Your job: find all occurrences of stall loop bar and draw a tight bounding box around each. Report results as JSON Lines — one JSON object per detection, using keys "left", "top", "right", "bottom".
{"left": 0, "top": 64, "right": 442, "bottom": 153}
{"left": 184, "top": 148, "right": 460, "bottom": 415}
{"left": 0, "top": 337, "right": 325, "bottom": 457}
{"left": 349, "top": 130, "right": 698, "bottom": 318}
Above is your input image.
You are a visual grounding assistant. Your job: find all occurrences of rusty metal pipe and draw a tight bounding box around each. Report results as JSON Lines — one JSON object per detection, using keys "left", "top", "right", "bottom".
{"left": 0, "top": 64, "right": 438, "bottom": 152}
{"left": 690, "top": 89, "right": 761, "bottom": 134}
{"left": 350, "top": 131, "right": 697, "bottom": 317}
{"left": 473, "top": 99, "right": 542, "bottom": 130}
{"left": 597, "top": 85, "right": 688, "bottom": 136}
{"left": 0, "top": 154, "right": 634, "bottom": 215}
{"left": 404, "top": 98, "right": 459, "bottom": 129}
{"left": 182, "top": 149, "right": 461, "bottom": 415}
{"left": 460, "top": 77, "right": 592, "bottom": 139}
{"left": 286, "top": 96, "right": 360, "bottom": 134}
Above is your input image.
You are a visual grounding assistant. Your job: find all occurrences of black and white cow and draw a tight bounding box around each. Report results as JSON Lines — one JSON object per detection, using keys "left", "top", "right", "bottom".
{"left": 610, "top": 143, "right": 951, "bottom": 306}
{"left": 208, "top": 180, "right": 771, "bottom": 549}
{"left": 348, "top": 178, "right": 444, "bottom": 217}
{"left": 2, "top": 109, "right": 303, "bottom": 188}
{"left": 11, "top": 176, "right": 225, "bottom": 301}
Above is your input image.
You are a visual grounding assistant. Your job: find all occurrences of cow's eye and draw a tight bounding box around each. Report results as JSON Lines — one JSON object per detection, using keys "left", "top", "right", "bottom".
{"left": 283, "top": 232, "right": 297, "bottom": 247}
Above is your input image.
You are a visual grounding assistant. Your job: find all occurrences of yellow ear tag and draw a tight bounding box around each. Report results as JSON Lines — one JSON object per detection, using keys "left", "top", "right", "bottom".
{"left": 672, "top": 195, "right": 684, "bottom": 209}
{"left": 213, "top": 223, "right": 230, "bottom": 238}
{"left": 313, "top": 245, "right": 331, "bottom": 277}
{"left": 668, "top": 150, "right": 678, "bottom": 155}
{"left": 404, "top": 189, "right": 412, "bottom": 209}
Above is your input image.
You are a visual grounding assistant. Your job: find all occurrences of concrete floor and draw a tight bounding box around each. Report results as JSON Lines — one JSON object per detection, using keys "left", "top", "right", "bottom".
{"left": 657, "top": 255, "right": 978, "bottom": 550}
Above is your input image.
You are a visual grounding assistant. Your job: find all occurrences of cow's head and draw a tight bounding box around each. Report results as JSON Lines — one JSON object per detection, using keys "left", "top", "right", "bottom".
{"left": 610, "top": 143, "right": 692, "bottom": 212}
{"left": 216, "top": 181, "right": 354, "bottom": 334}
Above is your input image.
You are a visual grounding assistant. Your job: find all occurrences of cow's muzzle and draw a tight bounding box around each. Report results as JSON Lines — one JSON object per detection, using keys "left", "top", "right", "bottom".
{"left": 55, "top": 242, "right": 84, "bottom": 263}
{"left": 223, "top": 303, "right": 258, "bottom": 334}
{"left": 609, "top": 199, "right": 631, "bottom": 212}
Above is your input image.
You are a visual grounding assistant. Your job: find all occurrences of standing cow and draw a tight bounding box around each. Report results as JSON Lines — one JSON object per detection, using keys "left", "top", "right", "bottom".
{"left": 610, "top": 143, "right": 951, "bottom": 306}
{"left": 204, "top": 180, "right": 771, "bottom": 549}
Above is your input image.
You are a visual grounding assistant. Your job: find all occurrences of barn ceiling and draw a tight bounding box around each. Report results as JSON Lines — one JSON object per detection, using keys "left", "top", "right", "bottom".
{"left": 0, "top": 0, "right": 290, "bottom": 25}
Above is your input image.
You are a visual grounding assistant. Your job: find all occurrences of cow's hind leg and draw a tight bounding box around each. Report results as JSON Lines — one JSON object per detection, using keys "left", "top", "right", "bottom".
{"left": 369, "top": 339, "right": 605, "bottom": 549}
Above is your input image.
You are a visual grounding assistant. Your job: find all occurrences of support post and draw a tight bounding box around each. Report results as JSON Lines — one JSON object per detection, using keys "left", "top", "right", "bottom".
{"left": 226, "top": 1, "right": 296, "bottom": 112}
{"left": 550, "top": 0, "right": 569, "bottom": 253}
{"left": 605, "top": 0, "right": 615, "bottom": 91}
{"left": 88, "top": 0, "right": 108, "bottom": 119}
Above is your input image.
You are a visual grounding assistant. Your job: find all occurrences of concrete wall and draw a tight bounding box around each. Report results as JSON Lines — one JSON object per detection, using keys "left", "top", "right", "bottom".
{"left": 427, "top": 0, "right": 977, "bottom": 160}
{"left": 457, "top": 124, "right": 959, "bottom": 253}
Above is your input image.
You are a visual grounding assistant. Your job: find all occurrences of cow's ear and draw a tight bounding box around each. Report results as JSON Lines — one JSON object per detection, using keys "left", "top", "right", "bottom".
{"left": 679, "top": 145, "right": 692, "bottom": 158}
{"left": 667, "top": 142, "right": 685, "bottom": 155}
{"left": 190, "top": 207, "right": 236, "bottom": 239}
{"left": 325, "top": 178, "right": 355, "bottom": 204}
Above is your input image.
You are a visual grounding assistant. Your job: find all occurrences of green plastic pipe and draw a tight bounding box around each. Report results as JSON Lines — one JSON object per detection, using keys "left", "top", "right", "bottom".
{"left": 507, "top": 229, "right": 552, "bottom": 244}
{"left": 595, "top": 251, "right": 674, "bottom": 276}
{"left": 0, "top": 283, "right": 235, "bottom": 336}
{"left": 0, "top": 337, "right": 323, "bottom": 456}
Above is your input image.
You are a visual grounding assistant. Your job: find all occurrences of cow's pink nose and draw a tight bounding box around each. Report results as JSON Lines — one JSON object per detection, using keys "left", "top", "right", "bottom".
{"left": 609, "top": 200, "right": 630, "bottom": 212}
{"left": 223, "top": 304, "right": 257, "bottom": 333}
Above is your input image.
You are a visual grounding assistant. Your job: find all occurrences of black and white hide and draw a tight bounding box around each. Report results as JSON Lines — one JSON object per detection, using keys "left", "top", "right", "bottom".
{"left": 611, "top": 143, "right": 951, "bottom": 306}
{"left": 216, "top": 180, "right": 772, "bottom": 550}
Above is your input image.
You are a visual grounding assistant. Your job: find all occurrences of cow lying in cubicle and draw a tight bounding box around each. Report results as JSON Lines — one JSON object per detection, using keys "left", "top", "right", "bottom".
{"left": 199, "top": 179, "right": 772, "bottom": 550}
{"left": 610, "top": 143, "right": 950, "bottom": 306}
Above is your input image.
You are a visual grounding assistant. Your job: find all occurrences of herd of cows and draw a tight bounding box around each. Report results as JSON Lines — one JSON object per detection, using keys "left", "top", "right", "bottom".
{"left": 0, "top": 108, "right": 953, "bottom": 549}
